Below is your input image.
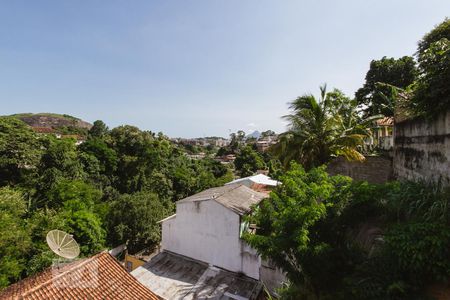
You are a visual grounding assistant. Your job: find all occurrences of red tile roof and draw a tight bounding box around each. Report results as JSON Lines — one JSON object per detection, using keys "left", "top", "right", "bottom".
{"left": 32, "top": 127, "right": 55, "bottom": 133}
{"left": 376, "top": 117, "right": 394, "bottom": 126}
{"left": 0, "top": 252, "right": 159, "bottom": 300}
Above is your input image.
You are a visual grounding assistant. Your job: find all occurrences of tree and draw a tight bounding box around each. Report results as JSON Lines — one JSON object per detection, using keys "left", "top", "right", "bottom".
{"left": 26, "top": 209, "right": 67, "bottom": 276}
{"left": 234, "top": 146, "right": 266, "bottom": 177}
{"left": 107, "top": 191, "right": 174, "bottom": 253}
{"left": 79, "top": 138, "right": 118, "bottom": 177}
{"left": 229, "top": 130, "right": 246, "bottom": 153}
{"left": 88, "top": 120, "right": 109, "bottom": 139}
{"left": 108, "top": 125, "right": 156, "bottom": 193}
{"left": 46, "top": 180, "right": 106, "bottom": 255}
{"left": 355, "top": 56, "right": 417, "bottom": 116}
{"left": 0, "top": 188, "right": 31, "bottom": 288}
{"left": 244, "top": 164, "right": 353, "bottom": 298}
{"left": 418, "top": 18, "right": 450, "bottom": 54}
{"left": 34, "top": 137, "right": 85, "bottom": 208}
{"left": 260, "top": 130, "right": 276, "bottom": 139}
{"left": 0, "top": 117, "right": 42, "bottom": 187}
{"left": 272, "top": 86, "right": 378, "bottom": 169}
{"left": 411, "top": 19, "right": 450, "bottom": 117}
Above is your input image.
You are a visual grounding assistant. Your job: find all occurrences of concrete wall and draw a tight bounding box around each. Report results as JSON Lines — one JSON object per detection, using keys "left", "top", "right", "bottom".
{"left": 327, "top": 156, "right": 393, "bottom": 184}
{"left": 124, "top": 254, "right": 146, "bottom": 272}
{"left": 260, "top": 259, "right": 286, "bottom": 294}
{"left": 161, "top": 200, "right": 260, "bottom": 279}
{"left": 393, "top": 111, "right": 450, "bottom": 186}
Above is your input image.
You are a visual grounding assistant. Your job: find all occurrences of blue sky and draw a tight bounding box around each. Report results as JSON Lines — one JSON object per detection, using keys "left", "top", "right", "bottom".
{"left": 0, "top": 1, "right": 448, "bottom": 137}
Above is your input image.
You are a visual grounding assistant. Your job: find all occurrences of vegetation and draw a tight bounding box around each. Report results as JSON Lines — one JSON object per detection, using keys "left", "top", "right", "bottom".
{"left": 411, "top": 18, "right": 450, "bottom": 117}
{"left": 272, "top": 86, "right": 379, "bottom": 169}
{"left": 0, "top": 117, "right": 232, "bottom": 289}
{"left": 107, "top": 191, "right": 174, "bottom": 253}
{"left": 234, "top": 146, "right": 266, "bottom": 177}
{"left": 0, "top": 16, "right": 449, "bottom": 299}
{"left": 245, "top": 165, "right": 450, "bottom": 299}
{"left": 355, "top": 56, "right": 417, "bottom": 117}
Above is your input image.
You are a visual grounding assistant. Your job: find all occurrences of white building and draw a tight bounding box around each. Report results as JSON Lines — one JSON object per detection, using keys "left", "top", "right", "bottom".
{"left": 160, "top": 184, "right": 265, "bottom": 279}
{"left": 226, "top": 174, "right": 280, "bottom": 189}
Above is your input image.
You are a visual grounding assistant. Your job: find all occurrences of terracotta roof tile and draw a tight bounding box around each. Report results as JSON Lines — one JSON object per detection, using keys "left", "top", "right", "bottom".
{"left": 376, "top": 117, "right": 394, "bottom": 126}
{"left": 0, "top": 252, "right": 159, "bottom": 300}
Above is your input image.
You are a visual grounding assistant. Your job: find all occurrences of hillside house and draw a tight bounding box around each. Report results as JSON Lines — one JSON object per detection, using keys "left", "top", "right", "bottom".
{"left": 160, "top": 184, "right": 265, "bottom": 279}
{"left": 368, "top": 117, "right": 394, "bottom": 150}
{"left": 226, "top": 174, "right": 280, "bottom": 193}
{"left": 131, "top": 184, "right": 285, "bottom": 299}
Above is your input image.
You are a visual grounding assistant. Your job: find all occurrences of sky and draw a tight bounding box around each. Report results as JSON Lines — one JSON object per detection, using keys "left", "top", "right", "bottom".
{"left": 0, "top": 1, "right": 448, "bottom": 138}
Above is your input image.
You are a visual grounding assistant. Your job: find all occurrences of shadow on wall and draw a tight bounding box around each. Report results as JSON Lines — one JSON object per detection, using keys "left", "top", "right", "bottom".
{"left": 394, "top": 110, "right": 450, "bottom": 187}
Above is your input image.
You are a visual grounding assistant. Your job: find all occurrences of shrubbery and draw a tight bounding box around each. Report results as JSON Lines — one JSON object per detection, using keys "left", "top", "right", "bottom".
{"left": 245, "top": 164, "right": 450, "bottom": 299}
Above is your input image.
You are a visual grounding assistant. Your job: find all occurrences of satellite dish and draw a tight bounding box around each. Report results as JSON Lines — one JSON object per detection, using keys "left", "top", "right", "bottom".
{"left": 46, "top": 230, "right": 80, "bottom": 259}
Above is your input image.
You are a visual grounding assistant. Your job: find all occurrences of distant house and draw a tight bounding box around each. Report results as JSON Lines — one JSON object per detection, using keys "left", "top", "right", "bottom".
{"left": 256, "top": 140, "right": 271, "bottom": 152}
{"left": 186, "top": 152, "right": 206, "bottom": 160}
{"left": 0, "top": 252, "right": 158, "bottom": 300}
{"left": 226, "top": 174, "right": 280, "bottom": 192}
{"left": 32, "top": 127, "right": 55, "bottom": 134}
{"left": 369, "top": 117, "right": 394, "bottom": 150}
{"left": 215, "top": 154, "right": 236, "bottom": 164}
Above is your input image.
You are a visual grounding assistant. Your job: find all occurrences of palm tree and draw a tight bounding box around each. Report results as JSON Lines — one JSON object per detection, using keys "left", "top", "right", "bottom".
{"left": 272, "top": 85, "right": 380, "bottom": 169}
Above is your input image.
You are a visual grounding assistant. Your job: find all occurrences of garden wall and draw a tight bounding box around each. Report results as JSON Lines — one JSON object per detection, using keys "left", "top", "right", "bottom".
{"left": 393, "top": 110, "right": 450, "bottom": 187}
{"left": 327, "top": 156, "right": 393, "bottom": 184}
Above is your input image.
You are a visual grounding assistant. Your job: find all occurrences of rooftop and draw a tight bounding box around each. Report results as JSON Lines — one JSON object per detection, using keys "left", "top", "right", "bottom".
{"left": 0, "top": 252, "right": 159, "bottom": 300}
{"left": 375, "top": 117, "right": 394, "bottom": 127}
{"left": 226, "top": 174, "right": 280, "bottom": 187}
{"left": 131, "top": 251, "right": 262, "bottom": 300}
{"left": 177, "top": 184, "right": 267, "bottom": 215}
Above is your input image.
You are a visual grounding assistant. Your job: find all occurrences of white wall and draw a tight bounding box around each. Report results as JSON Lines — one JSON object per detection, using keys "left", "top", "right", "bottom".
{"left": 161, "top": 200, "right": 260, "bottom": 279}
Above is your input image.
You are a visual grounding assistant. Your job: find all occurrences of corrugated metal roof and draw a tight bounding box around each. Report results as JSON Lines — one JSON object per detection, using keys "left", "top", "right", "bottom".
{"left": 177, "top": 184, "right": 267, "bottom": 215}
{"left": 132, "top": 251, "right": 262, "bottom": 300}
{"left": 0, "top": 252, "right": 159, "bottom": 300}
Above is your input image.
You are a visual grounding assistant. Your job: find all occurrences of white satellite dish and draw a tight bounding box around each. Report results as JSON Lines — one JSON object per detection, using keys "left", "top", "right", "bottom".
{"left": 46, "top": 230, "right": 80, "bottom": 259}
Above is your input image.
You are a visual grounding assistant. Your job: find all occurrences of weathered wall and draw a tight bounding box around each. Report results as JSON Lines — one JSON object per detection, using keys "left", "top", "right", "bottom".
{"left": 161, "top": 200, "right": 261, "bottom": 279}
{"left": 327, "top": 156, "right": 393, "bottom": 184}
{"left": 393, "top": 111, "right": 450, "bottom": 186}
{"left": 260, "top": 259, "right": 286, "bottom": 294}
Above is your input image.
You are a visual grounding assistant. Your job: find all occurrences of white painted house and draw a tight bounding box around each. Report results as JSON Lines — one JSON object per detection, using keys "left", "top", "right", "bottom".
{"left": 160, "top": 184, "right": 266, "bottom": 279}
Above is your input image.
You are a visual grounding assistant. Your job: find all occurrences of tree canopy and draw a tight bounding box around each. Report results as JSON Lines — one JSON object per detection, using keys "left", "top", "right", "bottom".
{"left": 411, "top": 18, "right": 450, "bottom": 117}
{"left": 234, "top": 146, "right": 266, "bottom": 177}
{"left": 355, "top": 56, "right": 417, "bottom": 116}
{"left": 272, "top": 86, "right": 378, "bottom": 169}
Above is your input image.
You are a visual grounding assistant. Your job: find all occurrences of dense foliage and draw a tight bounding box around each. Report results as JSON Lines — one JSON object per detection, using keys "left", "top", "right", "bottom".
{"left": 411, "top": 19, "right": 450, "bottom": 117}
{"left": 272, "top": 86, "right": 379, "bottom": 169}
{"left": 355, "top": 56, "right": 417, "bottom": 117}
{"left": 245, "top": 164, "right": 450, "bottom": 299}
{"left": 0, "top": 117, "right": 232, "bottom": 289}
{"left": 234, "top": 146, "right": 266, "bottom": 177}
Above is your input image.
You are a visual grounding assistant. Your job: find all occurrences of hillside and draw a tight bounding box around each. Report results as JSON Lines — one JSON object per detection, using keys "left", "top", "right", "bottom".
{"left": 9, "top": 113, "right": 92, "bottom": 136}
